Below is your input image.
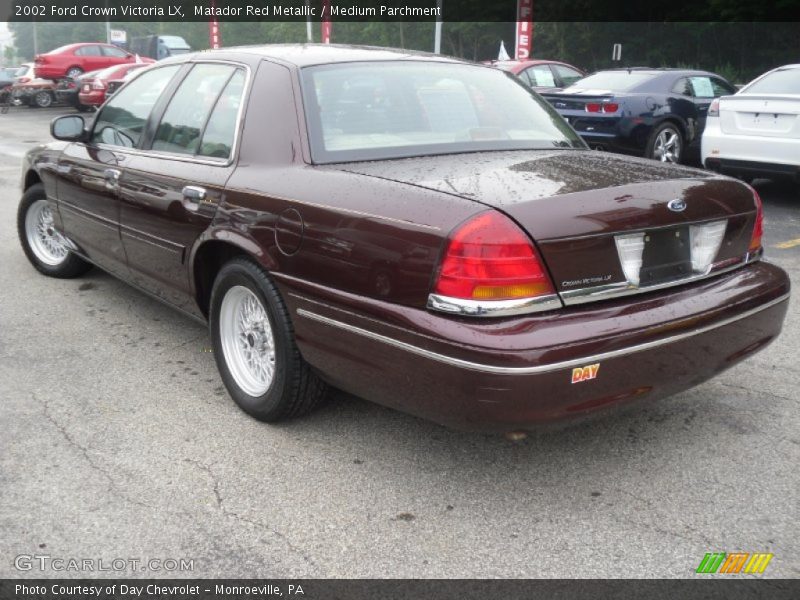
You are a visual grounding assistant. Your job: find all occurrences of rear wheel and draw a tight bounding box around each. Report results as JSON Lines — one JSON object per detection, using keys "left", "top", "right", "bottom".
{"left": 17, "top": 184, "right": 91, "bottom": 278}
{"left": 31, "top": 91, "right": 53, "bottom": 108}
{"left": 65, "top": 67, "right": 83, "bottom": 79}
{"left": 210, "top": 258, "right": 327, "bottom": 422}
{"left": 646, "top": 123, "right": 683, "bottom": 164}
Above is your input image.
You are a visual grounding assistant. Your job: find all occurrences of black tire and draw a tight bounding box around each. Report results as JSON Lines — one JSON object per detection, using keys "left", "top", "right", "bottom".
{"left": 17, "top": 183, "right": 92, "bottom": 278}
{"left": 76, "top": 103, "right": 93, "bottom": 113}
{"left": 209, "top": 257, "right": 327, "bottom": 422}
{"left": 31, "top": 91, "right": 53, "bottom": 108}
{"left": 645, "top": 122, "right": 684, "bottom": 164}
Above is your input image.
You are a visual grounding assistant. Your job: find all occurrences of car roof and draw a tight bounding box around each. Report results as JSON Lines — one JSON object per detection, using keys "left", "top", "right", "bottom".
{"left": 180, "top": 44, "right": 467, "bottom": 68}
{"left": 595, "top": 67, "right": 718, "bottom": 77}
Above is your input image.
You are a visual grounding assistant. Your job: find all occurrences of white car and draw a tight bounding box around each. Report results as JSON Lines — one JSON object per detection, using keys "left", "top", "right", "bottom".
{"left": 702, "top": 64, "right": 800, "bottom": 182}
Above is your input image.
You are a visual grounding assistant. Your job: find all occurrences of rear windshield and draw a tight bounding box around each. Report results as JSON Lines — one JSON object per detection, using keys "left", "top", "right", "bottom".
{"left": 743, "top": 68, "right": 800, "bottom": 94}
{"left": 301, "top": 61, "right": 585, "bottom": 163}
{"left": 566, "top": 71, "right": 656, "bottom": 92}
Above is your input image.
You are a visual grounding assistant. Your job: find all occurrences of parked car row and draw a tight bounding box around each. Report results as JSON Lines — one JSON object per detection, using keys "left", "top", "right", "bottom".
{"left": 491, "top": 59, "right": 798, "bottom": 183}
{"left": 33, "top": 43, "right": 154, "bottom": 80}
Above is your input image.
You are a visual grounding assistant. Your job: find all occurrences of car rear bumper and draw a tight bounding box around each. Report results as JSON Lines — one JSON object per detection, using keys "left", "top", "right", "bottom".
{"left": 702, "top": 121, "right": 800, "bottom": 179}
{"left": 277, "top": 261, "right": 790, "bottom": 431}
{"left": 78, "top": 90, "right": 105, "bottom": 106}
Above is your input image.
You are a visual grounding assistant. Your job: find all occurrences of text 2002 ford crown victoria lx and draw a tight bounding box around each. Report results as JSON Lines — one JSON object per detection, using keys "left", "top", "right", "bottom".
{"left": 17, "top": 45, "right": 790, "bottom": 432}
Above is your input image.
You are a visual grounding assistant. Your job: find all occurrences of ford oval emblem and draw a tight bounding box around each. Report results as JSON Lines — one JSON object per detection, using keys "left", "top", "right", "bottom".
{"left": 668, "top": 198, "right": 687, "bottom": 212}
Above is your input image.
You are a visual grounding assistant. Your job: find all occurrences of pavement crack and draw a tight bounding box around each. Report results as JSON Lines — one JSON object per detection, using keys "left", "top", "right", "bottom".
{"left": 36, "top": 392, "right": 154, "bottom": 511}
{"left": 182, "top": 457, "right": 318, "bottom": 572}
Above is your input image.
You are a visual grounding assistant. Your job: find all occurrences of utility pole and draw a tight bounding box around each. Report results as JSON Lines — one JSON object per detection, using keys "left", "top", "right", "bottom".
{"left": 434, "top": 0, "right": 442, "bottom": 54}
{"left": 32, "top": 19, "right": 38, "bottom": 56}
{"left": 305, "top": 0, "right": 312, "bottom": 42}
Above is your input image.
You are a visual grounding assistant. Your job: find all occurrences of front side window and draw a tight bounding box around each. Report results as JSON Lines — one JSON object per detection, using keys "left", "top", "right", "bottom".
{"left": 151, "top": 64, "right": 239, "bottom": 156}
{"left": 689, "top": 76, "right": 715, "bottom": 98}
{"left": 301, "top": 61, "right": 584, "bottom": 163}
{"left": 525, "top": 65, "right": 556, "bottom": 87}
{"left": 92, "top": 65, "right": 180, "bottom": 148}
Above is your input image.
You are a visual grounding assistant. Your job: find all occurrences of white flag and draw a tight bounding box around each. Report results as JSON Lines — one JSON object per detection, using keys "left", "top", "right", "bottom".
{"left": 498, "top": 41, "right": 510, "bottom": 61}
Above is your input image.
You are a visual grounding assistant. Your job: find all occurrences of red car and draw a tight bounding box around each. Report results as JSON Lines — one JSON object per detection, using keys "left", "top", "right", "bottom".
{"left": 34, "top": 43, "right": 154, "bottom": 81}
{"left": 491, "top": 59, "right": 586, "bottom": 92}
{"left": 78, "top": 63, "right": 151, "bottom": 107}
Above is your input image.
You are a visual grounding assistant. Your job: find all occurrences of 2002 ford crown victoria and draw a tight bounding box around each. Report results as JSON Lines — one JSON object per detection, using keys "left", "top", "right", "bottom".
{"left": 17, "top": 45, "right": 790, "bottom": 432}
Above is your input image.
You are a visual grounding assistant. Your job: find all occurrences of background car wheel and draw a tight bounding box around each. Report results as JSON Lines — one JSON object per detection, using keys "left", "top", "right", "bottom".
{"left": 646, "top": 123, "right": 683, "bottom": 164}
{"left": 65, "top": 67, "right": 83, "bottom": 79}
{"left": 210, "top": 258, "right": 328, "bottom": 422}
{"left": 32, "top": 91, "right": 53, "bottom": 108}
{"left": 76, "top": 103, "right": 92, "bottom": 113}
{"left": 17, "top": 184, "right": 92, "bottom": 278}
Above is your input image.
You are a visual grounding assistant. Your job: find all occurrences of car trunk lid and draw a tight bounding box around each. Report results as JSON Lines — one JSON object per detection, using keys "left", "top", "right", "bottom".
{"left": 719, "top": 94, "right": 800, "bottom": 138}
{"left": 335, "top": 150, "right": 758, "bottom": 304}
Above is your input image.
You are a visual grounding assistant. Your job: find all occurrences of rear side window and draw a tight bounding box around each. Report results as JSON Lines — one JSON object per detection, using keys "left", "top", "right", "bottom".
{"left": 102, "top": 46, "right": 128, "bottom": 58}
{"left": 151, "top": 63, "right": 240, "bottom": 156}
{"left": 92, "top": 65, "right": 180, "bottom": 148}
{"left": 671, "top": 78, "right": 692, "bottom": 96}
{"left": 198, "top": 70, "right": 246, "bottom": 159}
{"left": 552, "top": 64, "right": 583, "bottom": 87}
{"left": 744, "top": 69, "right": 800, "bottom": 94}
{"left": 75, "top": 46, "right": 101, "bottom": 57}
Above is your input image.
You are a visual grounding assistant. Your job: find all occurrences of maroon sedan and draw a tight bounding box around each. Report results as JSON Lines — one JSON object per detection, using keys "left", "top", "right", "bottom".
{"left": 34, "top": 43, "right": 154, "bottom": 81}
{"left": 17, "top": 45, "right": 789, "bottom": 433}
{"left": 78, "top": 62, "right": 151, "bottom": 107}
{"left": 490, "top": 59, "right": 586, "bottom": 92}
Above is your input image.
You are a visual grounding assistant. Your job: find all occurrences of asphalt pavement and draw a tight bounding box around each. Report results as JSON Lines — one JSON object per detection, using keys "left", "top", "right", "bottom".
{"left": 0, "top": 106, "right": 798, "bottom": 579}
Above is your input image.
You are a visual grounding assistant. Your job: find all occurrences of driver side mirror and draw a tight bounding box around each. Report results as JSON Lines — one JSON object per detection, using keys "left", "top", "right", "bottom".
{"left": 50, "top": 115, "right": 87, "bottom": 142}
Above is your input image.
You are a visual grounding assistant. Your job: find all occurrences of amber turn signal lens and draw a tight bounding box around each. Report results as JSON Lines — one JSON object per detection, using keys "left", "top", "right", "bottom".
{"left": 433, "top": 211, "right": 556, "bottom": 301}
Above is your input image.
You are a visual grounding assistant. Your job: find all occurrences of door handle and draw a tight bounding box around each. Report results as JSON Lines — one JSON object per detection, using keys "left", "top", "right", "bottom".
{"left": 182, "top": 186, "right": 208, "bottom": 213}
{"left": 104, "top": 168, "right": 121, "bottom": 190}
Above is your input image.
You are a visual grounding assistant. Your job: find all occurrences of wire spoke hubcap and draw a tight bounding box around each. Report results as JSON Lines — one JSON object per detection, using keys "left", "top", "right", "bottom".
{"left": 25, "top": 199, "right": 69, "bottom": 266}
{"left": 654, "top": 129, "right": 681, "bottom": 163}
{"left": 219, "top": 286, "right": 276, "bottom": 396}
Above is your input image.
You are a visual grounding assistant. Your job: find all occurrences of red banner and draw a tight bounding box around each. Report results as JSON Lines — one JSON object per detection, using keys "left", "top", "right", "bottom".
{"left": 208, "top": 0, "right": 222, "bottom": 49}
{"left": 515, "top": 0, "right": 533, "bottom": 59}
{"left": 321, "top": 0, "right": 332, "bottom": 44}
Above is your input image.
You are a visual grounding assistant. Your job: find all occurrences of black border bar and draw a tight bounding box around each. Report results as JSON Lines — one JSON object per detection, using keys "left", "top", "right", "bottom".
{"left": 3, "top": 0, "right": 800, "bottom": 23}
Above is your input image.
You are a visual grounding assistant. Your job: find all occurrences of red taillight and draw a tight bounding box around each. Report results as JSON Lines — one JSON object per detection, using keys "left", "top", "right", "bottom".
{"left": 91, "top": 79, "right": 106, "bottom": 90}
{"left": 433, "top": 211, "right": 555, "bottom": 301}
{"left": 708, "top": 98, "right": 720, "bottom": 117}
{"left": 585, "top": 102, "right": 619, "bottom": 114}
{"left": 748, "top": 185, "right": 763, "bottom": 253}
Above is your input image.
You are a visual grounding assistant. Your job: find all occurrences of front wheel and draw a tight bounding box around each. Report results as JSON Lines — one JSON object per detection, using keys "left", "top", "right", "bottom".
{"left": 17, "top": 184, "right": 92, "bottom": 278}
{"left": 209, "top": 258, "right": 327, "bottom": 422}
{"left": 646, "top": 123, "right": 684, "bottom": 164}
